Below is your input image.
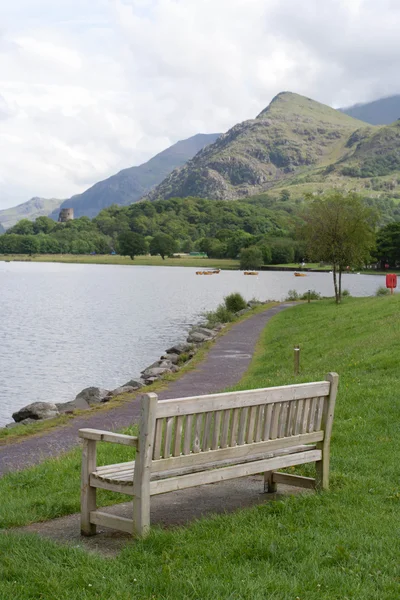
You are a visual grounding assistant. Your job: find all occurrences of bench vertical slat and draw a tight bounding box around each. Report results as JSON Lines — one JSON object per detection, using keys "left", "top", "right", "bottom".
{"left": 193, "top": 414, "right": 203, "bottom": 453}
{"left": 246, "top": 405, "right": 258, "bottom": 443}
{"left": 163, "top": 417, "right": 174, "bottom": 458}
{"left": 183, "top": 414, "right": 193, "bottom": 455}
{"left": 202, "top": 412, "right": 213, "bottom": 451}
{"left": 278, "top": 402, "right": 290, "bottom": 438}
{"left": 314, "top": 397, "right": 325, "bottom": 431}
{"left": 153, "top": 419, "right": 163, "bottom": 460}
{"left": 301, "top": 398, "right": 310, "bottom": 433}
{"left": 237, "top": 408, "right": 249, "bottom": 445}
{"left": 294, "top": 399, "right": 304, "bottom": 435}
{"left": 307, "top": 398, "right": 318, "bottom": 432}
{"left": 211, "top": 411, "right": 222, "bottom": 450}
{"left": 220, "top": 410, "right": 231, "bottom": 449}
{"left": 270, "top": 403, "right": 281, "bottom": 439}
{"left": 173, "top": 416, "right": 184, "bottom": 457}
{"left": 229, "top": 408, "right": 240, "bottom": 446}
{"left": 263, "top": 403, "right": 274, "bottom": 441}
{"left": 254, "top": 405, "right": 264, "bottom": 442}
{"left": 286, "top": 400, "right": 296, "bottom": 437}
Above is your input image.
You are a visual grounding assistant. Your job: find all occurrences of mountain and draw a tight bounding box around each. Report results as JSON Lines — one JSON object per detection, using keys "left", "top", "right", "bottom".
{"left": 0, "top": 197, "right": 61, "bottom": 230}
{"left": 340, "top": 95, "right": 400, "bottom": 125}
{"left": 50, "top": 133, "right": 221, "bottom": 220}
{"left": 145, "top": 92, "right": 368, "bottom": 202}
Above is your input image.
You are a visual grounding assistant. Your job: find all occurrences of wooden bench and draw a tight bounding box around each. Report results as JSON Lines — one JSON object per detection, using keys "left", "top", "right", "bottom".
{"left": 79, "top": 373, "right": 338, "bottom": 537}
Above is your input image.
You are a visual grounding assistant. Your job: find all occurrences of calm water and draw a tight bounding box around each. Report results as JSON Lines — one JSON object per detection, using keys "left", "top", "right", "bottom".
{"left": 0, "top": 262, "right": 386, "bottom": 425}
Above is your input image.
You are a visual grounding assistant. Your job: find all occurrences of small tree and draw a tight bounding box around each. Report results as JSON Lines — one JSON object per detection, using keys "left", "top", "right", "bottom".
{"left": 303, "top": 191, "right": 377, "bottom": 303}
{"left": 118, "top": 231, "right": 147, "bottom": 260}
{"left": 240, "top": 246, "right": 263, "bottom": 270}
{"left": 149, "top": 233, "right": 177, "bottom": 259}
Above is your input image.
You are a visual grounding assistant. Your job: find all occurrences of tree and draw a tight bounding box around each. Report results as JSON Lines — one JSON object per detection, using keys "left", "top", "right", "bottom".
{"left": 303, "top": 191, "right": 377, "bottom": 303}
{"left": 118, "top": 232, "right": 147, "bottom": 260}
{"left": 240, "top": 246, "right": 263, "bottom": 270}
{"left": 149, "top": 233, "right": 177, "bottom": 259}
{"left": 376, "top": 222, "right": 400, "bottom": 267}
{"left": 33, "top": 216, "right": 55, "bottom": 234}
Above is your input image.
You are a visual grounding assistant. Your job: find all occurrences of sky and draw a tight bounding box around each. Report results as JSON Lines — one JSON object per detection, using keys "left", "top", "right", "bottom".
{"left": 1, "top": 0, "right": 400, "bottom": 209}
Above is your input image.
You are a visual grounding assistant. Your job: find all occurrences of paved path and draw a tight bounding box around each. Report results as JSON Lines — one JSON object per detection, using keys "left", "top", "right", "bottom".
{"left": 0, "top": 303, "right": 295, "bottom": 476}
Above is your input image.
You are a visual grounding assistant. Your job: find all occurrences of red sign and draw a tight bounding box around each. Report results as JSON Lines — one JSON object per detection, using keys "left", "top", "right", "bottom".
{"left": 386, "top": 273, "right": 397, "bottom": 289}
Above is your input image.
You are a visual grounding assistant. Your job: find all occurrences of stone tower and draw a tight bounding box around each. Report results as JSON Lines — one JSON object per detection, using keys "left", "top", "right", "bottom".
{"left": 58, "top": 208, "right": 74, "bottom": 222}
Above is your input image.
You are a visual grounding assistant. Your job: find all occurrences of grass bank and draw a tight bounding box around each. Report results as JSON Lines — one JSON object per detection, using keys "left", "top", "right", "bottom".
{"left": 1, "top": 296, "right": 400, "bottom": 599}
{"left": 0, "top": 254, "right": 240, "bottom": 269}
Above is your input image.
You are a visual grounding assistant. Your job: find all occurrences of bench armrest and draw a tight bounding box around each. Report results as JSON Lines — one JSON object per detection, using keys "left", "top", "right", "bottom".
{"left": 79, "top": 428, "right": 138, "bottom": 447}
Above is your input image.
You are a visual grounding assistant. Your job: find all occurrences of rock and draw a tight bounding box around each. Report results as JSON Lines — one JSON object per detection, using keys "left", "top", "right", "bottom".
{"left": 121, "top": 379, "right": 144, "bottom": 389}
{"left": 5, "top": 422, "right": 20, "bottom": 429}
{"left": 106, "top": 386, "right": 138, "bottom": 399}
{"left": 145, "top": 377, "right": 159, "bottom": 385}
{"left": 235, "top": 308, "right": 251, "bottom": 317}
{"left": 191, "top": 327, "right": 216, "bottom": 338}
{"left": 165, "top": 343, "right": 192, "bottom": 355}
{"left": 212, "top": 323, "right": 225, "bottom": 331}
{"left": 12, "top": 402, "right": 60, "bottom": 423}
{"left": 56, "top": 395, "right": 91, "bottom": 413}
{"left": 142, "top": 367, "right": 172, "bottom": 379}
{"left": 187, "top": 332, "right": 212, "bottom": 344}
{"left": 74, "top": 387, "right": 110, "bottom": 406}
{"left": 6, "top": 418, "right": 37, "bottom": 428}
{"left": 248, "top": 301, "right": 262, "bottom": 308}
{"left": 161, "top": 353, "right": 180, "bottom": 364}
{"left": 142, "top": 360, "right": 173, "bottom": 373}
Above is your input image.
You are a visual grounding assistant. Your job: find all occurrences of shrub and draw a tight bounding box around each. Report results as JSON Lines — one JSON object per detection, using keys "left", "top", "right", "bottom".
{"left": 376, "top": 286, "right": 390, "bottom": 296}
{"left": 342, "top": 289, "right": 351, "bottom": 297}
{"left": 225, "top": 292, "right": 247, "bottom": 313}
{"left": 300, "top": 289, "right": 321, "bottom": 300}
{"left": 286, "top": 289, "right": 300, "bottom": 301}
{"left": 204, "top": 304, "right": 235, "bottom": 327}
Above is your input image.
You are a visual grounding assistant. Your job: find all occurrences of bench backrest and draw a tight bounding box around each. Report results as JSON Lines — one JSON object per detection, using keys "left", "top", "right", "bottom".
{"left": 136, "top": 373, "right": 338, "bottom": 475}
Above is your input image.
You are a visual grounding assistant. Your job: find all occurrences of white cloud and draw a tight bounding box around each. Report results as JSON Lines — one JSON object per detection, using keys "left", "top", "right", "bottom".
{"left": 0, "top": 0, "right": 400, "bottom": 208}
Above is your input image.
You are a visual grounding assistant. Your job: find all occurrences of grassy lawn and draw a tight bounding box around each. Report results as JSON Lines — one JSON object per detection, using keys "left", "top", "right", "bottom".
{"left": 1, "top": 296, "right": 400, "bottom": 598}
{"left": 0, "top": 254, "right": 240, "bottom": 270}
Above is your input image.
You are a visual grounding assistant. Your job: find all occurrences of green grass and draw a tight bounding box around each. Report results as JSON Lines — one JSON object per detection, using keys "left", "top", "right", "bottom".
{"left": 1, "top": 296, "right": 400, "bottom": 598}
{"left": 0, "top": 254, "right": 240, "bottom": 269}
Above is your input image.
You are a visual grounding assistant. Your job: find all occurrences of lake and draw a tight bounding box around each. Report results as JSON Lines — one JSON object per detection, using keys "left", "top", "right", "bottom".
{"left": 0, "top": 261, "right": 387, "bottom": 426}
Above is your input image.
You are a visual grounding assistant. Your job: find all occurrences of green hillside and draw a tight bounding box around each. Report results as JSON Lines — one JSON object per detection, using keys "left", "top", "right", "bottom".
{"left": 145, "top": 92, "right": 370, "bottom": 201}
{"left": 144, "top": 92, "right": 400, "bottom": 203}
{"left": 0, "top": 197, "right": 61, "bottom": 230}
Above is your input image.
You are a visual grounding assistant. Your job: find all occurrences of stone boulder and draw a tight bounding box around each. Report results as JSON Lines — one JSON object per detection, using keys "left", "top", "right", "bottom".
{"left": 106, "top": 386, "right": 138, "bottom": 399}
{"left": 187, "top": 331, "right": 212, "bottom": 344}
{"left": 142, "top": 367, "right": 172, "bottom": 379}
{"left": 6, "top": 417, "right": 37, "bottom": 428}
{"left": 74, "top": 387, "right": 110, "bottom": 406}
{"left": 161, "top": 353, "right": 180, "bottom": 364}
{"left": 121, "top": 379, "right": 144, "bottom": 389}
{"left": 12, "top": 402, "right": 59, "bottom": 423}
{"left": 248, "top": 300, "right": 262, "bottom": 308}
{"left": 235, "top": 308, "right": 251, "bottom": 317}
{"left": 165, "top": 343, "right": 192, "bottom": 355}
{"left": 191, "top": 327, "right": 216, "bottom": 338}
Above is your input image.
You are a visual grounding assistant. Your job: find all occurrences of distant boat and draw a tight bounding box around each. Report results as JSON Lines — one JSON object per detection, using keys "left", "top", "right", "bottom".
{"left": 244, "top": 271, "right": 259, "bottom": 276}
{"left": 294, "top": 272, "right": 307, "bottom": 277}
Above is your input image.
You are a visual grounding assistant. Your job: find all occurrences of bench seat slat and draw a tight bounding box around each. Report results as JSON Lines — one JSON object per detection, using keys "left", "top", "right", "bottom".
{"left": 90, "top": 444, "right": 318, "bottom": 487}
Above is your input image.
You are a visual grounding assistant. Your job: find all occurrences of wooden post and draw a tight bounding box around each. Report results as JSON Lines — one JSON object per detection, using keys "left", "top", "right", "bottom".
{"left": 315, "top": 372, "right": 339, "bottom": 491}
{"left": 294, "top": 345, "right": 300, "bottom": 376}
{"left": 264, "top": 471, "right": 277, "bottom": 493}
{"left": 308, "top": 290, "right": 311, "bottom": 303}
{"left": 81, "top": 438, "right": 97, "bottom": 536}
{"left": 133, "top": 393, "right": 158, "bottom": 537}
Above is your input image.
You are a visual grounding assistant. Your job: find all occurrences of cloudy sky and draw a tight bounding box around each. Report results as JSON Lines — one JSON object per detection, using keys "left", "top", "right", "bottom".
{"left": 1, "top": 0, "right": 400, "bottom": 209}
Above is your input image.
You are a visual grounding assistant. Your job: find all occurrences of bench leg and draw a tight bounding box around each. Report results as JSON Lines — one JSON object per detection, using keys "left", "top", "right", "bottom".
{"left": 263, "top": 471, "right": 277, "bottom": 493}
{"left": 133, "top": 493, "right": 150, "bottom": 538}
{"left": 315, "top": 450, "right": 329, "bottom": 491}
{"left": 81, "top": 439, "right": 97, "bottom": 536}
